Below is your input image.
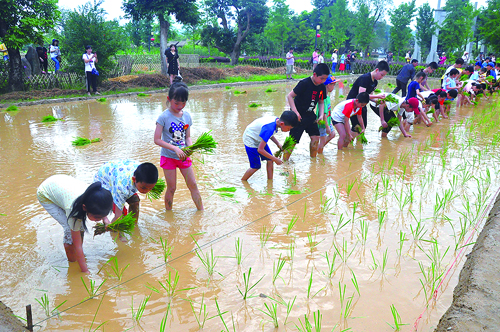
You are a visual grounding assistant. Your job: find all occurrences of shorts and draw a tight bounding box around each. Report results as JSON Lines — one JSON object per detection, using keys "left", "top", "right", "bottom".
{"left": 286, "top": 65, "right": 294, "bottom": 75}
{"left": 331, "top": 119, "right": 342, "bottom": 126}
{"left": 319, "top": 124, "right": 334, "bottom": 137}
{"left": 289, "top": 118, "right": 320, "bottom": 143}
{"left": 160, "top": 155, "right": 192, "bottom": 170}
{"left": 39, "top": 201, "right": 82, "bottom": 245}
{"left": 245, "top": 144, "right": 272, "bottom": 169}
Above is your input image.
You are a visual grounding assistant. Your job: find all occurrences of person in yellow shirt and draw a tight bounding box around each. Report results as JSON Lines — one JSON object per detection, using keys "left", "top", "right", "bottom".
{"left": 0, "top": 43, "right": 8, "bottom": 61}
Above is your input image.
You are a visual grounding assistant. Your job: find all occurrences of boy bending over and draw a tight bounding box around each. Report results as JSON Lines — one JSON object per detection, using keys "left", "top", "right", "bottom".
{"left": 331, "top": 92, "right": 369, "bottom": 150}
{"left": 242, "top": 111, "right": 299, "bottom": 181}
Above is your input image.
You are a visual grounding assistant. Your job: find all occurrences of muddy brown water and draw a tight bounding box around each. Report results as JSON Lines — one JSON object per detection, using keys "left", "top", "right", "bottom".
{"left": 1, "top": 78, "right": 499, "bottom": 331}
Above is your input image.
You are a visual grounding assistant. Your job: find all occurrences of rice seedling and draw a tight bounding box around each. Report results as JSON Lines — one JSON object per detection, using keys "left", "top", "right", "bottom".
{"left": 249, "top": 103, "right": 262, "bottom": 108}
{"left": 286, "top": 215, "right": 298, "bottom": 235}
{"left": 35, "top": 293, "right": 50, "bottom": 317}
{"left": 296, "top": 310, "right": 322, "bottom": 332}
{"left": 274, "top": 136, "right": 297, "bottom": 158}
{"left": 41, "top": 115, "right": 61, "bottom": 122}
{"left": 306, "top": 227, "right": 324, "bottom": 253}
{"left": 381, "top": 248, "right": 389, "bottom": 274}
{"left": 381, "top": 174, "right": 390, "bottom": 195}
{"left": 259, "top": 225, "right": 276, "bottom": 247}
{"left": 369, "top": 250, "right": 379, "bottom": 271}
{"left": 323, "top": 251, "right": 337, "bottom": 278}
{"left": 72, "top": 137, "right": 101, "bottom": 146}
{"left": 387, "top": 304, "right": 408, "bottom": 330}
{"left": 333, "top": 238, "right": 357, "bottom": 263}
{"left": 193, "top": 240, "right": 220, "bottom": 278}
{"left": 5, "top": 105, "right": 19, "bottom": 112}
{"left": 137, "top": 93, "right": 150, "bottom": 97}
{"left": 146, "top": 178, "right": 166, "bottom": 201}
{"left": 96, "top": 97, "right": 107, "bottom": 102}
{"left": 158, "top": 236, "right": 173, "bottom": 263}
{"left": 346, "top": 178, "right": 357, "bottom": 196}
{"left": 159, "top": 303, "right": 171, "bottom": 332}
{"left": 449, "top": 218, "right": 468, "bottom": 251}
{"left": 131, "top": 293, "right": 151, "bottom": 321}
{"left": 234, "top": 238, "right": 243, "bottom": 265}
{"left": 258, "top": 302, "right": 279, "bottom": 328}
{"left": 330, "top": 213, "right": 349, "bottom": 236}
{"left": 237, "top": 267, "right": 265, "bottom": 300}
{"left": 182, "top": 131, "right": 217, "bottom": 156}
{"left": 81, "top": 277, "right": 107, "bottom": 299}
{"left": 358, "top": 219, "right": 368, "bottom": 245}
{"left": 319, "top": 190, "right": 335, "bottom": 214}
{"left": 188, "top": 294, "right": 209, "bottom": 329}
{"left": 288, "top": 239, "right": 295, "bottom": 261}
{"left": 351, "top": 270, "right": 360, "bottom": 296}
{"left": 101, "top": 257, "right": 129, "bottom": 281}
{"left": 398, "top": 231, "right": 407, "bottom": 255}
{"left": 272, "top": 254, "right": 287, "bottom": 284}
{"left": 293, "top": 168, "right": 298, "bottom": 186}
{"left": 233, "top": 90, "right": 247, "bottom": 95}
{"left": 377, "top": 210, "right": 386, "bottom": 229}
{"left": 94, "top": 213, "right": 136, "bottom": 236}
{"left": 86, "top": 294, "right": 107, "bottom": 332}
{"left": 213, "top": 187, "right": 237, "bottom": 192}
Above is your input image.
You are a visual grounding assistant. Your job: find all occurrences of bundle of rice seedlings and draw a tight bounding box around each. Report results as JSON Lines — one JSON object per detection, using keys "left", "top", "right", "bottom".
{"left": 387, "top": 83, "right": 396, "bottom": 88}
{"left": 249, "top": 103, "right": 262, "bottom": 108}
{"left": 338, "top": 94, "right": 345, "bottom": 98}
{"left": 72, "top": 137, "right": 101, "bottom": 146}
{"left": 379, "top": 117, "right": 400, "bottom": 131}
{"left": 265, "top": 88, "right": 277, "bottom": 92}
{"left": 318, "top": 120, "right": 326, "bottom": 128}
{"left": 137, "top": 93, "right": 150, "bottom": 97}
{"left": 146, "top": 178, "right": 166, "bottom": 201}
{"left": 94, "top": 213, "right": 136, "bottom": 237}
{"left": 427, "top": 108, "right": 435, "bottom": 114}
{"left": 274, "top": 136, "right": 297, "bottom": 158}
{"left": 97, "top": 98, "right": 107, "bottom": 102}
{"left": 354, "top": 125, "right": 368, "bottom": 144}
{"left": 443, "top": 100, "right": 452, "bottom": 105}
{"left": 476, "top": 93, "right": 483, "bottom": 97}
{"left": 374, "top": 89, "right": 382, "bottom": 93}
{"left": 343, "top": 80, "right": 348, "bottom": 83}
{"left": 234, "top": 90, "right": 247, "bottom": 95}
{"left": 5, "top": 105, "right": 19, "bottom": 112}
{"left": 283, "top": 188, "right": 302, "bottom": 195}
{"left": 182, "top": 131, "right": 217, "bottom": 156}
{"left": 225, "top": 86, "right": 232, "bottom": 90}
{"left": 41, "top": 115, "right": 60, "bottom": 122}
{"left": 459, "top": 75, "right": 469, "bottom": 82}
{"left": 213, "top": 187, "right": 237, "bottom": 192}
{"left": 383, "top": 94, "right": 399, "bottom": 104}
{"left": 485, "top": 76, "right": 494, "bottom": 83}
{"left": 349, "top": 83, "right": 354, "bottom": 88}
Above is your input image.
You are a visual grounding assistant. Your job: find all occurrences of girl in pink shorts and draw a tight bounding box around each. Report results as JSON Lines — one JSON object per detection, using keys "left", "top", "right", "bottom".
{"left": 154, "top": 81, "right": 203, "bottom": 210}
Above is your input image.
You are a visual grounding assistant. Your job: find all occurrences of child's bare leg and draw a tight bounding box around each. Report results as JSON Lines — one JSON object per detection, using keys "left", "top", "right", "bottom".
{"left": 318, "top": 136, "right": 326, "bottom": 154}
{"left": 64, "top": 243, "right": 77, "bottom": 262}
{"left": 325, "top": 129, "right": 336, "bottom": 145}
{"left": 266, "top": 160, "right": 274, "bottom": 180}
{"left": 242, "top": 168, "right": 258, "bottom": 181}
{"left": 334, "top": 123, "right": 346, "bottom": 150}
{"left": 180, "top": 166, "right": 203, "bottom": 210}
{"left": 310, "top": 136, "right": 320, "bottom": 158}
{"left": 163, "top": 168, "right": 177, "bottom": 210}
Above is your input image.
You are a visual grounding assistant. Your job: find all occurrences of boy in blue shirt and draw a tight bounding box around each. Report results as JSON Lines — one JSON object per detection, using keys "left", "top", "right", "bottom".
{"left": 406, "top": 71, "right": 426, "bottom": 101}
{"left": 242, "top": 111, "right": 299, "bottom": 181}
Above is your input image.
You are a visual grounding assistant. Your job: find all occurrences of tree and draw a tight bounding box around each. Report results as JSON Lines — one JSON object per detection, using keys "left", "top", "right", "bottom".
{"left": 62, "top": 1, "right": 126, "bottom": 76}
{"left": 122, "top": 0, "right": 198, "bottom": 75}
{"left": 353, "top": 0, "right": 393, "bottom": 29}
{"left": 389, "top": 0, "right": 416, "bottom": 56}
{"left": 0, "top": 0, "right": 59, "bottom": 91}
{"left": 203, "top": 0, "right": 269, "bottom": 65}
{"left": 416, "top": 3, "right": 436, "bottom": 57}
{"left": 320, "top": 0, "right": 351, "bottom": 52}
{"left": 439, "top": 0, "right": 476, "bottom": 54}
{"left": 478, "top": 0, "right": 500, "bottom": 53}
{"left": 263, "top": 0, "right": 292, "bottom": 56}
{"left": 125, "top": 18, "right": 154, "bottom": 48}
{"left": 288, "top": 12, "right": 316, "bottom": 53}
{"left": 353, "top": 4, "right": 375, "bottom": 52}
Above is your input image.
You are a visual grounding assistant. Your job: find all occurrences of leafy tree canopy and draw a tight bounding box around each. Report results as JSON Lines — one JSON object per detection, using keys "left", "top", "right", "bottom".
{"left": 478, "top": 0, "right": 500, "bottom": 54}
{"left": 416, "top": 3, "right": 436, "bottom": 57}
{"left": 439, "top": 0, "right": 476, "bottom": 54}
{"left": 389, "top": 0, "right": 416, "bottom": 54}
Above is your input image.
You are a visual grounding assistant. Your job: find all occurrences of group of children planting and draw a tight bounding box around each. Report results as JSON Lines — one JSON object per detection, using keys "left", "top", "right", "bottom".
{"left": 37, "top": 58, "right": 497, "bottom": 273}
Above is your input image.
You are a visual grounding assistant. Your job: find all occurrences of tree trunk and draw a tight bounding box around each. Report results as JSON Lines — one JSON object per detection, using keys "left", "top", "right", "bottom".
{"left": 8, "top": 48, "right": 24, "bottom": 91}
{"left": 230, "top": 14, "right": 252, "bottom": 66}
{"left": 230, "top": 44, "right": 241, "bottom": 66}
{"left": 159, "top": 15, "right": 170, "bottom": 76}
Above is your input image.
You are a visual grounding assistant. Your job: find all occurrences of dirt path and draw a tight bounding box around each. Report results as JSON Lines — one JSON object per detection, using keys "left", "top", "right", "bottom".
{"left": 0, "top": 302, "right": 27, "bottom": 332}
{"left": 434, "top": 190, "right": 500, "bottom": 331}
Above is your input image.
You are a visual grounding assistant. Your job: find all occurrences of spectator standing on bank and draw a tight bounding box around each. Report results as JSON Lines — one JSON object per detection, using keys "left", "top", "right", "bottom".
{"left": 312, "top": 49, "right": 319, "bottom": 70}
{"left": 439, "top": 52, "right": 447, "bottom": 65}
{"left": 36, "top": 45, "right": 48, "bottom": 74}
{"left": 339, "top": 52, "right": 346, "bottom": 73}
{"left": 319, "top": 52, "right": 324, "bottom": 64}
{"left": 346, "top": 51, "right": 351, "bottom": 72}
{"left": 405, "top": 51, "right": 411, "bottom": 63}
{"left": 462, "top": 51, "right": 470, "bottom": 64}
{"left": 165, "top": 44, "right": 180, "bottom": 85}
{"left": 331, "top": 49, "right": 338, "bottom": 73}
{"left": 50, "top": 39, "right": 61, "bottom": 73}
{"left": 392, "top": 59, "right": 418, "bottom": 97}
{"left": 285, "top": 48, "right": 294, "bottom": 80}
{"left": 83, "top": 45, "right": 100, "bottom": 96}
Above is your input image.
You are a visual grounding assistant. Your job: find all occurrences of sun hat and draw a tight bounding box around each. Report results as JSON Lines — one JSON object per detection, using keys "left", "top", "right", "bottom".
{"left": 324, "top": 75, "right": 338, "bottom": 85}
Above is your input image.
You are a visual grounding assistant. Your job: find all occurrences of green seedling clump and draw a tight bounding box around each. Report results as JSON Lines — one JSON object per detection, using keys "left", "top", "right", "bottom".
{"left": 94, "top": 213, "right": 136, "bottom": 236}
{"left": 265, "top": 88, "right": 277, "bottom": 93}
{"left": 5, "top": 105, "right": 19, "bottom": 112}
{"left": 225, "top": 86, "right": 232, "bottom": 90}
{"left": 249, "top": 103, "right": 262, "bottom": 108}
{"left": 72, "top": 137, "right": 101, "bottom": 146}
{"left": 182, "top": 131, "right": 217, "bottom": 156}
{"left": 213, "top": 187, "right": 237, "bottom": 192}
{"left": 137, "top": 93, "right": 150, "bottom": 97}
{"left": 349, "top": 83, "right": 354, "bottom": 88}
{"left": 343, "top": 80, "right": 348, "bottom": 83}
{"left": 338, "top": 94, "right": 345, "bottom": 98}
{"left": 318, "top": 120, "right": 326, "bottom": 128}
{"left": 374, "top": 89, "right": 382, "bottom": 93}
{"left": 41, "top": 115, "right": 60, "bottom": 122}
{"left": 146, "top": 178, "right": 166, "bottom": 201}
{"left": 274, "top": 136, "right": 297, "bottom": 158}
{"left": 378, "top": 117, "right": 400, "bottom": 131}
{"left": 234, "top": 90, "right": 247, "bottom": 95}
{"left": 97, "top": 98, "right": 107, "bottom": 102}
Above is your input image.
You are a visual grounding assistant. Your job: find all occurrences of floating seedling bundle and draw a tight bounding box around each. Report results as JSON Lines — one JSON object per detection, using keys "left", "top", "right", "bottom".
{"left": 41, "top": 115, "right": 60, "bottom": 122}
{"left": 137, "top": 93, "right": 151, "bottom": 97}
{"left": 97, "top": 98, "right": 107, "bottom": 102}
{"left": 249, "top": 103, "right": 262, "bottom": 108}
{"left": 146, "top": 178, "right": 166, "bottom": 201}
{"left": 265, "top": 88, "right": 277, "bottom": 92}
{"left": 94, "top": 213, "right": 136, "bottom": 236}
{"left": 72, "top": 137, "right": 101, "bottom": 146}
{"left": 374, "top": 89, "right": 382, "bottom": 93}
{"left": 379, "top": 117, "right": 400, "bottom": 131}
{"left": 338, "top": 94, "right": 345, "bottom": 98}
{"left": 274, "top": 136, "right": 297, "bottom": 158}
{"left": 182, "top": 131, "right": 217, "bottom": 157}
{"left": 234, "top": 90, "right": 247, "bottom": 95}
{"left": 5, "top": 105, "right": 19, "bottom": 112}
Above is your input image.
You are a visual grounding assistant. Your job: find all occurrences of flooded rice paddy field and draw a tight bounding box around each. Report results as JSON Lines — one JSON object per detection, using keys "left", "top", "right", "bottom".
{"left": 1, "top": 78, "right": 500, "bottom": 331}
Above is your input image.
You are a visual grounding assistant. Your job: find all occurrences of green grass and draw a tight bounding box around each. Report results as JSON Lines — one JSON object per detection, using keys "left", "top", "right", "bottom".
{"left": 197, "top": 73, "right": 310, "bottom": 85}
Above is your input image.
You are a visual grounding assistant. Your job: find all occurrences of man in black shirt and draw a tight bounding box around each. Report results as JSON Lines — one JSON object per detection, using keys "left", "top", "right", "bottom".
{"left": 284, "top": 63, "right": 330, "bottom": 161}
{"left": 347, "top": 60, "right": 390, "bottom": 132}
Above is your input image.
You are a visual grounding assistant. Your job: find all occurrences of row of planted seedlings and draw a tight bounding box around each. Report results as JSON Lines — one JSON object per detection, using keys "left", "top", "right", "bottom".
{"left": 33, "top": 102, "right": 500, "bottom": 331}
